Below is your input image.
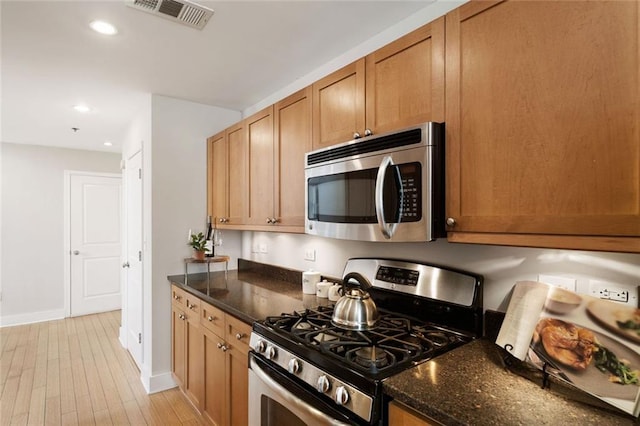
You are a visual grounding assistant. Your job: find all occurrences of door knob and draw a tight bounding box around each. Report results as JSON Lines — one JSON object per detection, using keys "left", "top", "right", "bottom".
{"left": 72, "top": 250, "right": 80, "bottom": 255}
{"left": 122, "top": 262, "right": 130, "bottom": 268}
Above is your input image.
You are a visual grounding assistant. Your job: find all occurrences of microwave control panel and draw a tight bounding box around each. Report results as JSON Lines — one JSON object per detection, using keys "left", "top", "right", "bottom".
{"left": 399, "top": 163, "right": 422, "bottom": 222}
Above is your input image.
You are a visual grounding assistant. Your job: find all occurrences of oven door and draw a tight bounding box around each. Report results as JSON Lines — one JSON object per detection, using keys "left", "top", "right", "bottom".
{"left": 249, "top": 353, "right": 364, "bottom": 426}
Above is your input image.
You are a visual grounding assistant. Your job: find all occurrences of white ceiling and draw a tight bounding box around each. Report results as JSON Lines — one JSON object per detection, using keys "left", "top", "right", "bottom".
{"left": 1, "top": 0, "right": 437, "bottom": 153}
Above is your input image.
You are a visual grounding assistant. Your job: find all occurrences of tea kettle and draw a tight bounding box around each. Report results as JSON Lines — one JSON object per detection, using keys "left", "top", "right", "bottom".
{"left": 331, "top": 272, "right": 379, "bottom": 331}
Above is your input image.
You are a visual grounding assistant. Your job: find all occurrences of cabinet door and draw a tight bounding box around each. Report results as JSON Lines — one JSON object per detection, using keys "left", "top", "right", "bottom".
{"left": 273, "top": 87, "right": 312, "bottom": 229}
{"left": 445, "top": 1, "right": 640, "bottom": 252}
{"left": 184, "top": 297, "right": 203, "bottom": 409}
{"left": 388, "top": 401, "right": 439, "bottom": 426}
{"left": 226, "top": 122, "right": 248, "bottom": 225}
{"left": 246, "top": 106, "right": 275, "bottom": 226}
{"left": 312, "top": 59, "right": 365, "bottom": 150}
{"left": 226, "top": 340, "right": 249, "bottom": 426}
{"left": 203, "top": 327, "right": 227, "bottom": 426}
{"left": 171, "top": 303, "right": 186, "bottom": 388}
{"left": 365, "top": 17, "right": 444, "bottom": 134}
{"left": 208, "top": 131, "right": 228, "bottom": 225}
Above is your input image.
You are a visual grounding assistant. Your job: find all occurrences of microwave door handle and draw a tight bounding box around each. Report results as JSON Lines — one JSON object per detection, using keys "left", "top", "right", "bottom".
{"left": 375, "top": 156, "right": 402, "bottom": 239}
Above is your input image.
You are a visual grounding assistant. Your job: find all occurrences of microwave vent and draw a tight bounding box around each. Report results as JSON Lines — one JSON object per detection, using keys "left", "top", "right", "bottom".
{"left": 307, "top": 128, "right": 423, "bottom": 166}
{"left": 126, "top": 0, "right": 213, "bottom": 30}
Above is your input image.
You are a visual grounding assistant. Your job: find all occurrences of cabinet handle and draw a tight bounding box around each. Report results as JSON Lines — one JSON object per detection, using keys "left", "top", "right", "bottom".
{"left": 218, "top": 218, "right": 229, "bottom": 224}
{"left": 187, "top": 302, "right": 196, "bottom": 310}
{"left": 353, "top": 132, "right": 361, "bottom": 139}
{"left": 266, "top": 218, "right": 272, "bottom": 224}
{"left": 207, "top": 315, "right": 216, "bottom": 322}
{"left": 235, "top": 333, "right": 246, "bottom": 340}
{"left": 446, "top": 217, "right": 457, "bottom": 227}
{"left": 178, "top": 314, "right": 185, "bottom": 320}
{"left": 266, "top": 218, "right": 279, "bottom": 225}
{"left": 217, "top": 342, "right": 228, "bottom": 352}
{"left": 364, "top": 128, "right": 373, "bottom": 137}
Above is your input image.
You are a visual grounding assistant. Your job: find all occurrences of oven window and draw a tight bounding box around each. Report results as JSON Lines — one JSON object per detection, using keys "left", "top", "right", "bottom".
{"left": 307, "top": 162, "right": 421, "bottom": 223}
{"left": 261, "top": 395, "right": 306, "bottom": 426}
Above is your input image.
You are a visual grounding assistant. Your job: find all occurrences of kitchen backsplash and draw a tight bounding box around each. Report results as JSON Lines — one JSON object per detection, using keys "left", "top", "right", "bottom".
{"left": 239, "top": 231, "right": 640, "bottom": 312}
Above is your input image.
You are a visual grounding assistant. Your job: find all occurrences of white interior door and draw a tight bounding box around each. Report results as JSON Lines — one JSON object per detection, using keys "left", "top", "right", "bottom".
{"left": 124, "top": 151, "right": 143, "bottom": 369}
{"left": 70, "top": 173, "right": 122, "bottom": 316}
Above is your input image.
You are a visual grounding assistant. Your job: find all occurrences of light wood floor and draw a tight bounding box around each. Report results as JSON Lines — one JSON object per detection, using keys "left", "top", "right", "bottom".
{"left": 0, "top": 311, "right": 205, "bottom": 426}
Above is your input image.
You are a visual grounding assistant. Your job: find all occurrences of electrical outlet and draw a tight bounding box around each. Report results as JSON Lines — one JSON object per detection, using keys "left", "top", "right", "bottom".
{"left": 259, "top": 243, "right": 267, "bottom": 254}
{"left": 304, "top": 249, "right": 316, "bottom": 261}
{"left": 537, "top": 274, "right": 577, "bottom": 292}
{"left": 589, "top": 280, "right": 638, "bottom": 307}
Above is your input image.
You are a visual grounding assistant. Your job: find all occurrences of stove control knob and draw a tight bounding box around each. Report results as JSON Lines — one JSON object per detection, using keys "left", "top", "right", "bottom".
{"left": 287, "top": 358, "right": 301, "bottom": 375}
{"left": 255, "top": 340, "right": 266, "bottom": 353}
{"left": 335, "top": 386, "right": 349, "bottom": 406}
{"left": 266, "top": 346, "right": 277, "bottom": 360}
{"left": 316, "top": 375, "right": 330, "bottom": 394}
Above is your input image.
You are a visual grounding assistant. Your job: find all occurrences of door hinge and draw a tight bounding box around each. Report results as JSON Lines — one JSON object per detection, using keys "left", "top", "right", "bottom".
{"left": 138, "top": 333, "right": 142, "bottom": 344}
{"left": 138, "top": 168, "right": 142, "bottom": 179}
{"left": 138, "top": 251, "right": 142, "bottom": 261}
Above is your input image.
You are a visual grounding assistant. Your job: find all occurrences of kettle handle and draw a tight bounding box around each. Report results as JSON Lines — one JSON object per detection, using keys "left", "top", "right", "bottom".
{"left": 342, "top": 272, "right": 373, "bottom": 291}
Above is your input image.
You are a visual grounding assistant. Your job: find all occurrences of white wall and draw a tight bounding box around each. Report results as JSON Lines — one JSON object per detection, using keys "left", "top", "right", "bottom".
{"left": 243, "top": 232, "right": 640, "bottom": 312}
{"left": 139, "top": 95, "right": 241, "bottom": 392}
{"left": 0, "top": 143, "right": 120, "bottom": 325}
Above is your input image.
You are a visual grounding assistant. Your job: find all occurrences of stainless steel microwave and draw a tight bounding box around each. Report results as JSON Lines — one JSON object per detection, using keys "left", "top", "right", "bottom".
{"left": 304, "top": 122, "right": 445, "bottom": 242}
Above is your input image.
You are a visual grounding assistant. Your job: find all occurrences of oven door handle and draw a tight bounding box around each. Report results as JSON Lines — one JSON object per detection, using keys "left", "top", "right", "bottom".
{"left": 375, "top": 156, "right": 402, "bottom": 239}
{"left": 249, "top": 357, "right": 352, "bottom": 425}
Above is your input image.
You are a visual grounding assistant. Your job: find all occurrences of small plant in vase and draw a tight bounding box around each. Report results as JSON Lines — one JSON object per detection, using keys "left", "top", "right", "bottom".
{"left": 188, "top": 232, "right": 207, "bottom": 260}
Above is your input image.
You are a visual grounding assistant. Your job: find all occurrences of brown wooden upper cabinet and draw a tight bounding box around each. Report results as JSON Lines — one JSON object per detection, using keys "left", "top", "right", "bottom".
{"left": 312, "top": 18, "right": 445, "bottom": 150}
{"left": 208, "top": 121, "right": 248, "bottom": 228}
{"left": 242, "top": 90, "right": 311, "bottom": 232}
{"left": 445, "top": 1, "right": 640, "bottom": 252}
{"left": 273, "top": 87, "right": 312, "bottom": 230}
{"left": 208, "top": 131, "right": 227, "bottom": 225}
{"left": 246, "top": 106, "right": 275, "bottom": 227}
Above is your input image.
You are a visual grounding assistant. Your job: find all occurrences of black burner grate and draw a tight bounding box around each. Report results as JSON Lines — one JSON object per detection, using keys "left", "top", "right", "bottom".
{"left": 263, "top": 306, "right": 466, "bottom": 376}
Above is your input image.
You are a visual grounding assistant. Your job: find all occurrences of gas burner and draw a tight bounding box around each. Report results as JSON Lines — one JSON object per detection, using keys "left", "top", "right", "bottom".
{"left": 353, "top": 346, "right": 390, "bottom": 369}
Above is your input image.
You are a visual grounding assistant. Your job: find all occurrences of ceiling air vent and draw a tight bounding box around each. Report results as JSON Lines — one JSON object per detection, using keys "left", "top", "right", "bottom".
{"left": 126, "top": 0, "right": 213, "bottom": 30}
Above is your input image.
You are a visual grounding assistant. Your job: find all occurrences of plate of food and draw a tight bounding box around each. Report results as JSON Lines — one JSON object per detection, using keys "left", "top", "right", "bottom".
{"left": 587, "top": 299, "right": 640, "bottom": 345}
{"left": 530, "top": 318, "right": 640, "bottom": 401}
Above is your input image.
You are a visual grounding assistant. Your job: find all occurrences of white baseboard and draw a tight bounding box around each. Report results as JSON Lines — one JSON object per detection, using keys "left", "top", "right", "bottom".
{"left": 141, "top": 370, "right": 177, "bottom": 394}
{"left": 119, "top": 326, "right": 126, "bottom": 347}
{"left": 0, "top": 308, "right": 65, "bottom": 327}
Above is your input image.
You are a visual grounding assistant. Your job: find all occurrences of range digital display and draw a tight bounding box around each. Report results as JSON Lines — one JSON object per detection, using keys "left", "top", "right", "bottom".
{"left": 375, "top": 266, "right": 419, "bottom": 286}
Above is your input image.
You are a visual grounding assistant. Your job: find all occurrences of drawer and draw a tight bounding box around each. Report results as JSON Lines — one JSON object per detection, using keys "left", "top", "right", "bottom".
{"left": 184, "top": 292, "right": 201, "bottom": 318}
{"left": 171, "top": 285, "right": 186, "bottom": 307}
{"left": 201, "top": 301, "right": 226, "bottom": 337}
{"left": 226, "top": 315, "right": 252, "bottom": 355}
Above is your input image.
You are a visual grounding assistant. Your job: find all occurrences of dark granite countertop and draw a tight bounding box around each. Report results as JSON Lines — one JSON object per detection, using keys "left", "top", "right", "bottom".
{"left": 384, "top": 338, "right": 637, "bottom": 425}
{"left": 167, "top": 269, "right": 331, "bottom": 324}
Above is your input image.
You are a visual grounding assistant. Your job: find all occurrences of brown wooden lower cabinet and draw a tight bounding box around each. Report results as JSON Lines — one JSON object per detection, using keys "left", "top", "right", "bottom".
{"left": 171, "top": 285, "right": 252, "bottom": 426}
{"left": 389, "top": 401, "right": 441, "bottom": 426}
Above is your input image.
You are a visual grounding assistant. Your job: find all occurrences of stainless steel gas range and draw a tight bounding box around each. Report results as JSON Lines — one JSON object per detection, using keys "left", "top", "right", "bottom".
{"left": 248, "top": 258, "right": 483, "bottom": 425}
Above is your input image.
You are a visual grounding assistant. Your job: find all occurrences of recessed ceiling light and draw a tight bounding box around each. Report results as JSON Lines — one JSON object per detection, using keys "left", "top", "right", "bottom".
{"left": 73, "top": 104, "right": 91, "bottom": 113}
{"left": 90, "top": 20, "right": 118, "bottom": 36}
{"left": 104, "top": 141, "right": 113, "bottom": 147}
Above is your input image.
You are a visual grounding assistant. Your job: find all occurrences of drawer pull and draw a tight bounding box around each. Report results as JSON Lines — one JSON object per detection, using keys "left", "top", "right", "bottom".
{"left": 207, "top": 316, "right": 216, "bottom": 322}
{"left": 235, "top": 333, "right": 246, "bottom": 340}
{"left": 187, "top": 302, "right": 196, "bottom": 310}
{"left": 173, "top": 294, "right": 181, "bottom": 300}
